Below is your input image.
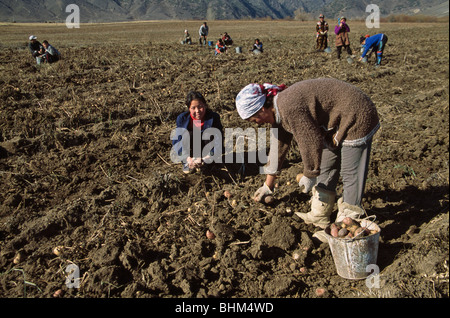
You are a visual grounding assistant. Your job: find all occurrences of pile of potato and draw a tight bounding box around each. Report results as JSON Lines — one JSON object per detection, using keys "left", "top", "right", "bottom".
{"left": 325, "top": 217, "right": 378, "bottom": 239}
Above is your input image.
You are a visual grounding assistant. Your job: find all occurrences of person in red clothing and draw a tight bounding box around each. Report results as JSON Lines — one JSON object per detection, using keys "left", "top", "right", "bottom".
{"left": 215, "top": 38, "right": 227, "bottom": 55}
{"left": 222, "top": 32, "right": 233, "bottom": 46}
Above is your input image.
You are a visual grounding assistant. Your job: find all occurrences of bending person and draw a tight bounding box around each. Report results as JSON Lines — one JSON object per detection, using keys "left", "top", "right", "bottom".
{"left": 235, "top": 78, "right": 380, "bottom": 228}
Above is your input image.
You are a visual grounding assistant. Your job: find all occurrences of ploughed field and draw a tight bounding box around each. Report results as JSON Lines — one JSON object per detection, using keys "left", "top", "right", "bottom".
{"left": 0, "top": 20, "right": 448, "bottom": 298}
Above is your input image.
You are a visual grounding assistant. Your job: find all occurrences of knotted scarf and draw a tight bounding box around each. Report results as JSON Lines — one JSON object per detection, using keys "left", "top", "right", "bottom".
{"left": 236, "top": 83, "right": 287, "bottom": 119}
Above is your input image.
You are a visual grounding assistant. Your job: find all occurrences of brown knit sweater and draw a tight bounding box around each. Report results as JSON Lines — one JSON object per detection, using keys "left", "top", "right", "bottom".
{"left": 268, "top": 78, "right": 380, "bottom": 178}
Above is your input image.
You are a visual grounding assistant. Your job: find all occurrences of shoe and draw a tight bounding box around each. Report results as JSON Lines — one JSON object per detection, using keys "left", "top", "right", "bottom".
{"left": 312, "top": 230, "right": 329, "bottom": 243}
{"left": 295, "top": 185, "right": 336, "bottom": 229}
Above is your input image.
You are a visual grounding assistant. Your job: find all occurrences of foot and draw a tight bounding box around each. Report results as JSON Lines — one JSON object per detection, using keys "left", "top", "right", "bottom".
{"left": 295, "top": 211, "right": 330, "bottom": 229}
{"left": 312, "top": 230, "right": 329, "bottom": 243}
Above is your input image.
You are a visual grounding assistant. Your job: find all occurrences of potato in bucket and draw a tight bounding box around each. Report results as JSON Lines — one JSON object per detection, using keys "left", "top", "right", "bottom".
{"left": 324, "top": 216, "right": 380, "bottom": 279}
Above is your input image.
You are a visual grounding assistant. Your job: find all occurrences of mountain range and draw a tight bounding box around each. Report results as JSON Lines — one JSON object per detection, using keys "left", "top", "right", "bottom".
{"left": 0, "top": 0, "right": 448, "bottom": 22}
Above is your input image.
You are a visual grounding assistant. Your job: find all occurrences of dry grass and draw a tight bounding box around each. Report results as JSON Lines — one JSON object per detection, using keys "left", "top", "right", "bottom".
{"left": 1, "top": 19, "right": 447, "bottom": 48}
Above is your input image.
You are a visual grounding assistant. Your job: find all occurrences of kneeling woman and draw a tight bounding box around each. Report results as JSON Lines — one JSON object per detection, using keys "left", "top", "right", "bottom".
{"left": 172, "top": 91, "right": 223, "bottom": 174}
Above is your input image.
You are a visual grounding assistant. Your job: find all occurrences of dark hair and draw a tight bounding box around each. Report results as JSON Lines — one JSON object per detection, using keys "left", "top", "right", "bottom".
{"left": 360, "top": 36, "right": 366, "bottom": 44}
{"left": 185, "top": 91, "right": 207, "bottom": 107}
{"left": 43, "top": 40, "right": 49, "bottom": 45}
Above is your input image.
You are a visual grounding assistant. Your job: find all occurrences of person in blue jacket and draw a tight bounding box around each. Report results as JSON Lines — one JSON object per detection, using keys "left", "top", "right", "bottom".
{"left": 172, "top": 91, "right": 223, "bottom": 174}
{"left": 359, "top": 33, "right": 388, "bottom": 66}
{"left": 250, "top": 39, "right": 263, "bottom": 54}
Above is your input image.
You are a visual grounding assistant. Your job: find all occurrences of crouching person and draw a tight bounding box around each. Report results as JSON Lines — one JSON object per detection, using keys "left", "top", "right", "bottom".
{"left": 359, "top": 33, "right": 388, "bottom": 67}
{"left": 42, "top": 40, "right": 61, "bottom": 64}
{"left": 28, "top": 35, "right": 44, "bottom": 65}
{"left": 171, "top": 91, "right": 223, "bottom": 174}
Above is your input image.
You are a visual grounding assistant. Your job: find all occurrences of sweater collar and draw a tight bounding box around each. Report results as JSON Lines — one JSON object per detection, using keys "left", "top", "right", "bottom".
{"left": 274, "top": 95, "right": 281, "bottom": 124}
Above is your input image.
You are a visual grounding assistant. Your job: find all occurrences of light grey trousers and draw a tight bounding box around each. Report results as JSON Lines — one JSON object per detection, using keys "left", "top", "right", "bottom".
{"left": 316, "top": 139, "right": 372, "bottom": 207}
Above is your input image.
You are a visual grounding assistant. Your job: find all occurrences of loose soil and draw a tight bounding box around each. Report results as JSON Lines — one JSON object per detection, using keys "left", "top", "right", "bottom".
{"left": 0, "top": 21, "right": 448, "bottom": 298}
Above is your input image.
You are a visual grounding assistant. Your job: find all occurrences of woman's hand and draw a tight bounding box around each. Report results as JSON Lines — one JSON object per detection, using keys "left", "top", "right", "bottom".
{"left": 187, "top": 157, "right": 203, "bottom": 169}
{"left": 253, "top": 182, "right": 273, "bottom": 202}
{"left": 298, "top": 175, "right": 317, "bottom": 193}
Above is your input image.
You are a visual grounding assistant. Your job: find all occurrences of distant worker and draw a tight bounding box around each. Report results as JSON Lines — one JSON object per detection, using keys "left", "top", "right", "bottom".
{"left": 41, "top": 40, "right": 61, "bottom": 64}
{"left": 215, "top": 38, "right": 227, "bottom": 55}
{"left": 28, "top": 35, "right": 44, "bottom": 64}
{"left": 222, "top": 32, "right": 233, "bottom": 46}
{"left": 334, "top": 16, "right": 352, "bottom": 60}
{"left": 360, "top": 34, "right": 370, "bottom": 53}
{"left": 359, "top": 33, "right": 388, "bottom": 67}
{"left": 316, "top": 14, "right": 329, "bottom": 52}
{"left": 183, "top": 29, "right": 192, "bottom": 45}
{"left": 199, "top": 22, "right": 209, "bottom": 46}
{"left": 250, "top": 39, "right": 263, "bottom": 54}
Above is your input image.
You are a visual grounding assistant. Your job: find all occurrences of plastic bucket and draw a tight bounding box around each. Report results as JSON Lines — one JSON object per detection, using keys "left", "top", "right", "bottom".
{"left": 325, "top": 218, "right": 380, "bottom": 280}
{"left": 324, "top": 47, "right": 332, "bottom": 53}
{"left": 235, "top": 46, "right": 242, "bottom": 53}
{"left": 208, "top": 41, "right": 213, "bottom": 47}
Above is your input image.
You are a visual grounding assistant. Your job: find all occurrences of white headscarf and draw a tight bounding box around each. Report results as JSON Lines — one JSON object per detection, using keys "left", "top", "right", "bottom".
{"left": 235, "top": 83, "right": 286, "bottom": 119}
